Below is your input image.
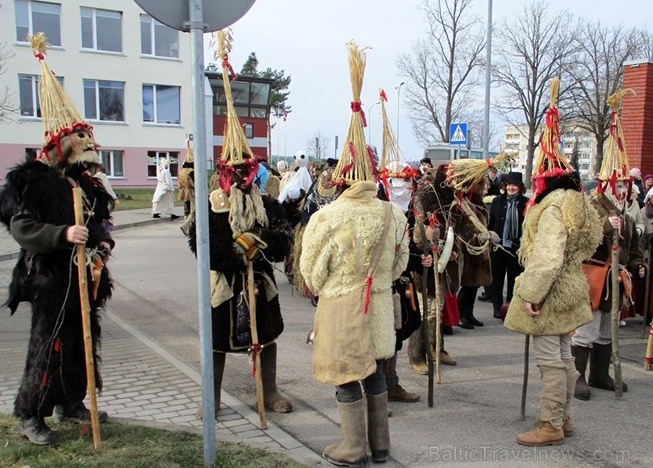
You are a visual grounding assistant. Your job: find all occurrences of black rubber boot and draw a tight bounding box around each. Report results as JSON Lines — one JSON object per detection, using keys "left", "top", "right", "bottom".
{"left": 571, "top": 345, "right": 591, "bottom": 401}
{"left": 53, "top": 402, "right": 109, "bottom": 424}
{"left": 19, "top": 416, "right": 58, "bottom": 445}
{"left": 588, "top": 343, "right": 628, "bottom": 392}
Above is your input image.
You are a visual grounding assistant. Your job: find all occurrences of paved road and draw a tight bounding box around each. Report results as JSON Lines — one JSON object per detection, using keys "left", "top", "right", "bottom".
{"left": 109, "top": 222, "right": 653, "bottom": 467}
{"left": 2, "top": 216, "right": 653, "bottom": 467}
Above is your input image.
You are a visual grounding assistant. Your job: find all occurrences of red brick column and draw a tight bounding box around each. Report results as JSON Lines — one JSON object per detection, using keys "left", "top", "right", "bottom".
{"left": 622, "top": 59, "right": 653, "bottom": 176}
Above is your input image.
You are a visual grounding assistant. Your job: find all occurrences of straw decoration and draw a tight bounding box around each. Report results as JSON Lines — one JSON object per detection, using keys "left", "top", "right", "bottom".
{"left": 379, "top": 89, "right": 403, "bottom": 170}
{"left": 445, "top": 151, "right": 509, "bottom": 193}
{"left": 214, "top": 29, "right": 253, "bottom": 166}
{"left": 28, "top": 33, "right": 85, "bottom": 147}
{"left": 178, "top": 139, "right": 194, "bottom": 202}
{"left": 597, "top": 89, "right": 634, "bottom": 192}
{"left": 332, "top": 41, "right": 376, "bottom": 185}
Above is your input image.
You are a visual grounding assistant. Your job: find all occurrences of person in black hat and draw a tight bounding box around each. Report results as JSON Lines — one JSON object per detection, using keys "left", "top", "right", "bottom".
{"left": 419, "top": 157, "right": 433, "bottom": 175}
{"left": 488, "top": 171, "right": 529, "bottom": 319}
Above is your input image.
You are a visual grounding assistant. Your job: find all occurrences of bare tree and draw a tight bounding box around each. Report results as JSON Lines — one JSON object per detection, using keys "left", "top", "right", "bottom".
{"left": 397, "top": 0, "right": 485, "bottom": 146}
{"left": 0, "top": 4, "right": 17, "bottom": 123}
{"left": 306, "top": 131, "right": 330, "bottom": 159}
{"left": 565, "top": 22, "right": 650, "bottom": 174}
{"left": 493, "top": 0, "right": 577, "bottom": 186}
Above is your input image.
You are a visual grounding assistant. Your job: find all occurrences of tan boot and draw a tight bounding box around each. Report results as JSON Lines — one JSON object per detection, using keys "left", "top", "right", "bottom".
{"left": 260, "top": 343, "right": 292, "bottom": 413}
{"left": 367, "top": 393, "right": 390, "bottom": 463}
{"left": 516, "top": 421, "right": 564, "bottom": 447}
{"left": 439, "top": 350, "right": 457, "bottom": 366}
{"left": 323, "top": 399, "right": 369, "bottom": 468}
{"left": 196, "top": 351, "right": 225, "bottom": 419}
{"left": 410, "top": 362, "right": 428, "bottom": 375}
{"left": 562, "top": 358, "right": 578, "bottom": 437}
{"left": 571, "top": 345, "right": 591, "bottom": 400}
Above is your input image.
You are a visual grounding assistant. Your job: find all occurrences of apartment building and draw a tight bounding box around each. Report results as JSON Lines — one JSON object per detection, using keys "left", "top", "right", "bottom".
{"left": 504, "top": 124, "right": 596, "bottom": 180}
{"left": 0, "top": 0, "right": 200, "bottom": 187}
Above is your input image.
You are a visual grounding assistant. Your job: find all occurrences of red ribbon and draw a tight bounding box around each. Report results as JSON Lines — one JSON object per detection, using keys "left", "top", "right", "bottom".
{"left": 34, "top": 52, "right": 44, "bottom": 61}
{"left": 250, "top": 343, "right": 263, "bottom": 376}
{"left": 221, "top": 54, "right": 237, "bottom": 81}
{"left": 363, "top": 276, "right": 373, "bottom": 314}
{"left": 350, "top": 101, "right": 367, "bottom": 127}
{"left": 379, "top": 90, "right": 388, "bottom": 102}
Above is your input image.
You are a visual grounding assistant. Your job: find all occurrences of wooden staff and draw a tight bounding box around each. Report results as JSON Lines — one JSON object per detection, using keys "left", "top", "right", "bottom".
{"left": 416, "top": 221, "right": 435, "bottom": 407}
{"left": 641, "top": 236, "right": 651, "bottom": 340}
{"left": 645, "top": 326, "right": 653, "bottom": 370}
{"left": 72, "top": 187, "right": 101, "bottom": 449}
{"left": 520, "top": 335, "right": 530, "bottom": 420}
{"left": 247, "top": 261, "right": 268, "bottom": 429}
{"left": 610, "top": 221, "right": 624, "bottom": 397}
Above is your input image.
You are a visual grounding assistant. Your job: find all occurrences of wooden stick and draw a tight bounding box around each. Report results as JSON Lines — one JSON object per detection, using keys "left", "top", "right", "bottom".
{"left": 610, "top": 225, "right": 624, "bottom": 398}
{"left": 642, "top": 238, "right": 651, "bottom": 339}
{"left": 644, "top": 325, "right": 653, "bottom": 370}
{"left": 520, "top": 335, "right": 530, "bottom": 420}
{"left": 416, "top": 221, "right": 435, "bottom": 407}
{"left": 72, "top": 187, "right": 101, "bottom": 449}
{"left": 247, "top": 261, "right": 268, "bottom": 429}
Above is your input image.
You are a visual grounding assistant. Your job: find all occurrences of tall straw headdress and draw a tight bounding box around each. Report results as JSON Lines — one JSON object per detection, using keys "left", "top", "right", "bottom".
{"left": 596, "top": 89, "right": 634, "bottom": 195}
{"left": 445, "top": 151, "right": 509, "bottom": 193}
{"left": 28, "top": 33, "right": 98, "bottom": 164}
{"left": 378, "top": 89, "right": 418, "bottom": 179}
{"left": 211, "top": 29, "right": 258, "bottom": 193}
{"left": 332, "top": 41, "right": 377, "bottom": 185}
{"left": 530, "top": 78, "right": 573, "bottom": 199}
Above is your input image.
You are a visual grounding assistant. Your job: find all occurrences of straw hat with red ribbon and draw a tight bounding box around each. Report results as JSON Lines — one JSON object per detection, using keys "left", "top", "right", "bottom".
{"left": 530, "top": 78, "right": 574, "bottom": 200}
{"left": 445, "top": 151, "right": 509, "bottom": 194}
{"left": 596, "top": 89, "right": 635, "bottom": 196}
{"left": 212, "top": 29, "right": 258, "bottom": 193}
{"left": 28, "top": 33, "right": 100, "bottom": 168}
{"left": 332, "top": 41, "right": 377, "bottom": 186}
{"left": 378, "top": 88, "right": 419, "bottom": 182}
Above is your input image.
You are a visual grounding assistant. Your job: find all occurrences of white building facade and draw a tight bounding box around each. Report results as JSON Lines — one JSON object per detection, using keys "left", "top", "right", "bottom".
{"left": 504, "top": 124, "right": 596, "bottom": 180}
{"left": 0, "top": 0, "right": 195, "bottom": 187}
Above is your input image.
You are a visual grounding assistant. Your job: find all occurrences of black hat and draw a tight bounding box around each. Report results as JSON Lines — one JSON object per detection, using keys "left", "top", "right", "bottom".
{"left": 420, "top": 157, "right": 432, "bottom": 166}
{"left": 505, "top": 171, "right": 523, "bottom": 185}
{"left": 326, "top": 158, "right": 339, "bottom": 167}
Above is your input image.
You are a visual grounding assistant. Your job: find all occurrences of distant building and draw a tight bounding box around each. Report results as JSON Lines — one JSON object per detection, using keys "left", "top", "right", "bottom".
{"left": 0, "top": 0, "right": 271, "bottom": 187}
{"left": 503, "top": 124, "right": 596, "bottom": 180}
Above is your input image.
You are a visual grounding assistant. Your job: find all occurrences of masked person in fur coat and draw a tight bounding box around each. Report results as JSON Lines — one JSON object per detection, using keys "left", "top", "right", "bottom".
{"left": 504, "top": 79, "right": 602, "bottom": 447}
{"left": 0, "top": 34, "right": 113, "bottom": 445}
{"left": 571, "top": 90, "right": 645, "bottom": 401}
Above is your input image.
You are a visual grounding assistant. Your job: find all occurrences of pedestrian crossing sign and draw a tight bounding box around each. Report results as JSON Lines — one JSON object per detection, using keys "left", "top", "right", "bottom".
{"left": 449, "top": 123, "right": 468, "bottom": 146}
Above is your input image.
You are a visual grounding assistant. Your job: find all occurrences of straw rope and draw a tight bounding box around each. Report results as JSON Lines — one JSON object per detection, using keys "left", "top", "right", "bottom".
{"left": 332, "top": 41, "right": 375, "bottom": 185}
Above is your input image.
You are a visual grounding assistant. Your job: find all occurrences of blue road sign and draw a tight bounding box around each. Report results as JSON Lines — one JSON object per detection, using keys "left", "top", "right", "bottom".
{"left": 449, "top": 122, "right": 468, "bottom": 146}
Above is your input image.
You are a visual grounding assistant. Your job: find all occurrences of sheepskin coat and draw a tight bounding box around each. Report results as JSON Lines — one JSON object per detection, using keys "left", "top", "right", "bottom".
{"left": 505, "top": 189, "right": 602, "bottom": 336}
{"left": 300, "top": 182, "right": 409, "bottom": 366}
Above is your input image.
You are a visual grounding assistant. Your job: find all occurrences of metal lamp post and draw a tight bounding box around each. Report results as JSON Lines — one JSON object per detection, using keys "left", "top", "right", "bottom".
{"left": 365, "top": 101, "right": 381, "bottom": 144}
{"left": 395, "top": 81, "right": 405, "bottom": 145}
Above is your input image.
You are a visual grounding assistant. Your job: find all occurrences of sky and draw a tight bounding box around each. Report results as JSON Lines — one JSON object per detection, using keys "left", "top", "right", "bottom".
{"left": 201, "top": 0, "right": 653, "bottom": 164}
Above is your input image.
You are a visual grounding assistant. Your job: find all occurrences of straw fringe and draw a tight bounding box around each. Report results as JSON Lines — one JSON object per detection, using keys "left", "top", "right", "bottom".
{"left": 445, "top": 151, "right": 509, "bottom": 193}
{"left": 332, "top": 41, "right": 375, "bottom": 185}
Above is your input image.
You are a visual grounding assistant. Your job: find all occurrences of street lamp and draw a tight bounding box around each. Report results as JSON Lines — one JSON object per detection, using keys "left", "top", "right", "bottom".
{"left": 395, "top": 81, "right": 405, "bottom": 146}
{"left": 364, "top": 101, "right": 381, "bottom": 144}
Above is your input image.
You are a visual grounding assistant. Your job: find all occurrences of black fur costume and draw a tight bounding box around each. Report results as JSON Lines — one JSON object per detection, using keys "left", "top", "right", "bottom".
{"left": 188, "top": 192, "right": 292, "bottom": 352}
{"left": 0, "top": 159, "right": 114, "bottom": 420}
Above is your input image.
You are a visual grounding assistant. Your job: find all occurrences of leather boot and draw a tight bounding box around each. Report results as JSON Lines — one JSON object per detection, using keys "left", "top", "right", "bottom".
{"left": 197, "top": 351, "right": 225, "bottom": 419}
{"left": 516, "top": 421, "right": 564, "bottom": 447}
{"left": 260, "top": 343, "right": 293, "bottom": 413}
{"left": 562, "top": 358, "right": 578, "bottom": 437}
{"left": 517, "top": 363, "right": 565, "bottom": 446}
{"left": 53, "top": 402, "right": 109, "bottom": 424}
{"left": 439, "top": 350, "right": 457, "bottom": 366}
{"left": 571, "top": 345, "right": 591, "bottom": 401}
{"left": 367, "top": 393, "right": 390, "bottom": 463}
{"left": 588, "top": 343, "right": 628, "bottom": 392}
{"left": 323, "top": 399, "right": 369, "bottom": 467}
{"left": 387, "top": 383, "right": 420, "bottom": 403}
{"left": 20, "top": 416, "right": 58, "bottom": 445}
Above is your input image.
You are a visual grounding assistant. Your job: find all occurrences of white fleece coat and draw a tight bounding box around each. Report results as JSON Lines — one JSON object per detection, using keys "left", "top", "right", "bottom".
{"left": 300, "top": 181, "right": 409, "bottom": 363}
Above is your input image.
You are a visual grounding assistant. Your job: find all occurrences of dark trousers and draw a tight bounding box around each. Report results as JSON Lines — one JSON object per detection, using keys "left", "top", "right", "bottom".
{"left": 336, "top": 360, "right": 386, "bottom": 403}
{"left": 457, "top": 286, "right": 479, "bottom": 320}
{"left": 491, "top": 248, "right": 523, "bottom": 315}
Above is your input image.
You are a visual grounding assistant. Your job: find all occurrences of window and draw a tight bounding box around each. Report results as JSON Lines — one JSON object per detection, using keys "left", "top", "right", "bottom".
{"left": 81, "top": 7, "right": 122, "bottom": 52}
{"left": 19, "top": 74, "right": 63, "bottom": 117}
{"left": 140, "top": 14, "right": 179, "bottom": 58}
{"left": 243, "top": 123, "right": 253, "bottom": 139}
{"left": 100, "top": 150, "right": 124, "bottom": 177}
{"left": 142, "top": 84, "right": 180, "bottom": 124}
{"left": 84, "top": 80, "right": 125, "bottom": 121}
{"left": 147, "top": 151, "right": 179, "bottom": 177}
{"left": 15, "top": 0, "right": 61, "bottom": 46}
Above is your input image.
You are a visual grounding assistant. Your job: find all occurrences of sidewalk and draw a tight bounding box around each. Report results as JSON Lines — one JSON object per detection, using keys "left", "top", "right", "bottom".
{"left": 0, "top": 209, "right": 321, "bottom": 467}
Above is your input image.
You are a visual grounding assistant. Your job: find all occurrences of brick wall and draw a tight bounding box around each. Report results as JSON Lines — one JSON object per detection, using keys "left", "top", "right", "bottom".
{"left": 623, "top": 59, "right": 653, "bottom": 176}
